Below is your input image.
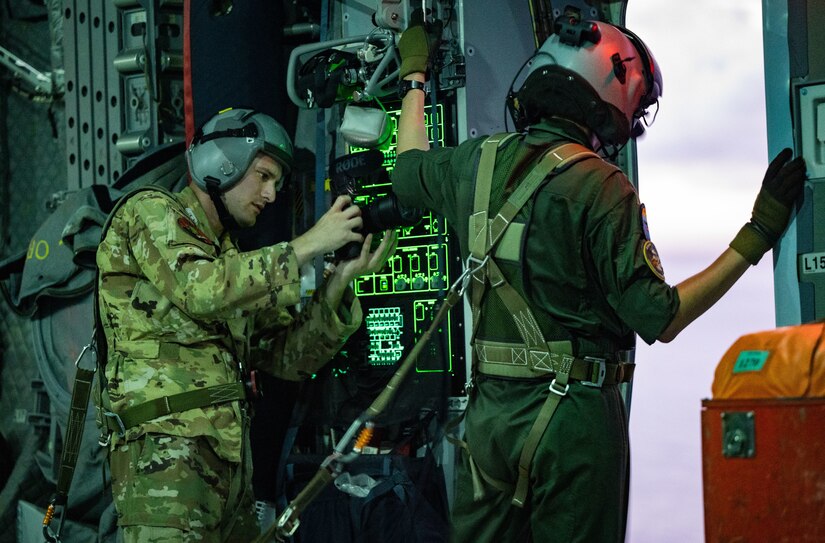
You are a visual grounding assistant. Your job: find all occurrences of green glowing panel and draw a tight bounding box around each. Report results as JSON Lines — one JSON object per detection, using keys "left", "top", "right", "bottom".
{"left": 365, "top": 307, "right": 405, "bottom": 366}
{"left": 347, "top": 100, "right": 463, "bottom": 386}
{"left": 412, "top": 298, "right": 452, "bottom": 374}
{"left": 350, "top": 104, "right": 445, "bottom": 172}
{"left": 355, "top": 242, "right": 449, "bottom": 297}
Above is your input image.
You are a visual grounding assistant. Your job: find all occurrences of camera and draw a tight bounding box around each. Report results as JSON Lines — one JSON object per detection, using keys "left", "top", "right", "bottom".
{"left": 330, "top": 150, "right": 423, "bottom": 261}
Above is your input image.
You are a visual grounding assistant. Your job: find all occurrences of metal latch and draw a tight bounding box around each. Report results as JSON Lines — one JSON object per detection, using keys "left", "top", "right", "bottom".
{"left": 721, "top": 411, "right": 755, "bottom": 458}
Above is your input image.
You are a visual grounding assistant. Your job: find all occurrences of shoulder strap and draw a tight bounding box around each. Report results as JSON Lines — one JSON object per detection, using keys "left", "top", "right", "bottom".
{"left": 489, "top": 143, "right": 596, "bottom": 251}
{"left": 467, "top": 141, "right": 598, "bottom": 352}
{"left": 469, "top": 133, "right": 520, "bottom": 262}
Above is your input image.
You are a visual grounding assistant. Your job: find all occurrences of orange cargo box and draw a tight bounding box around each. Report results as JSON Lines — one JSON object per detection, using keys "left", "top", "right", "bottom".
{"left": 701, "top": 398, "right": 825, "bottom": 542}
{"left": 703, "top": 322, "right": 825, "bottom": 542}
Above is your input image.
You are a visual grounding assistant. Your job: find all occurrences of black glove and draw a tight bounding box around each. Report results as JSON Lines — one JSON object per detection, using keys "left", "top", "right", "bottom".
{"left": 730, "top": 148, "right": 807, "bottom": 264}
{"left": 397, "top": 9, "right": 443, "bottom": 79}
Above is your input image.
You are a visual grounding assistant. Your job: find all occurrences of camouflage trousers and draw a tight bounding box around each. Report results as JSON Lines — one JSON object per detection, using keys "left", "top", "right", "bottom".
{"left": 110, "top": 433, "right": 261, "bottom": 542}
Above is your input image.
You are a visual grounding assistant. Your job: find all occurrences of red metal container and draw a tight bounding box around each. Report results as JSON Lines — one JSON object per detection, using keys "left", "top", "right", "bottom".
{"left": 701, "top": 397, "right": 825, "bottom": 542}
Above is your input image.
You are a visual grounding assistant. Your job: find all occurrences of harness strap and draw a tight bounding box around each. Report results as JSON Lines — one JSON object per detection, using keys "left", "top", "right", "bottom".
{"left": 469, "top": 133, "right": 519, "bottom": 261}
{"left": 488, "top": 143, "right": 598, "bottom": 249}
{"left": 462, "top": 137, "right": 610, "bottom": 508}
{"left": 468, "top": 133, "right": 518, "bottom": 342}
{"left": 102, "top": 382, "right": 247, "bottom": 437}
{"left": 487, "top": 257, "right": 549, "bottom": 352}
{"left": 475, "top": 339, "right": 636, "bottom": 383}
{"left": 468, "top": 141, "right": 599, "bottom": 353}
{"left": 513, "top": 377, "right": 567, "bottom": 507}
{"left": 56, "top": 364, "right": 95, "bottom": 499}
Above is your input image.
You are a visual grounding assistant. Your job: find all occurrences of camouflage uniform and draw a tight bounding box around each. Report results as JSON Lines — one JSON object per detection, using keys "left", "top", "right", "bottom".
{"left": 97, "top": 186, "right": 362, "bottom": 541}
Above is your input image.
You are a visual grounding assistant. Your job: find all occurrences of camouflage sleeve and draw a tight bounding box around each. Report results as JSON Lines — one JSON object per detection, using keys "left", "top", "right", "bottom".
{"left": 125, "top": 192, "right": 300, "bottom": 321}
{"left": 251, "top": 283, "right": 363, "bottom": 380}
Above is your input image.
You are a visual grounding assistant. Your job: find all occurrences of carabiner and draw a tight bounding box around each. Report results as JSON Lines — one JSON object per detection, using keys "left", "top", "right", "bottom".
{"left": 74, "top": 337, "right": 97, "bottom": 372}
{"left": 452, "top": 255, "right": 489, "bottom": 297}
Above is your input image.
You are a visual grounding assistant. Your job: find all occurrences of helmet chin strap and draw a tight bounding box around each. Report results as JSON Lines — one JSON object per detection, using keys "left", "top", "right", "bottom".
{"left": 204, "top": 176, "right": 241, "bottom": 233}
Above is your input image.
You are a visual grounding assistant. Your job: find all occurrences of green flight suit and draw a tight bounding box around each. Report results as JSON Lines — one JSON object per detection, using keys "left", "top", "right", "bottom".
{"left": 392, "top": 120, "right": 679, "bottom": 542}
{"left": 97, "top": 186, "right": 362, "bottom": 541}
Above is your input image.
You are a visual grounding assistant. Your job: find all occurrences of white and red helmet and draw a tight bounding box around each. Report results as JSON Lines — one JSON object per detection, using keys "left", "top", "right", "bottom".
{"left": 515, "top": 19, "right": 662, "bottom": 146}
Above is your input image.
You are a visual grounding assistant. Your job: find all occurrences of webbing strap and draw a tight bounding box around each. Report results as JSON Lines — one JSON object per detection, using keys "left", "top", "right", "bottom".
{"left": 487, "top": 257, "right": 551, "bottom": 352}
{"left": 104, "top": 382, "right": 247, "bottom": 436}
{"left": 473, "top": 142, "right": 598, "bottom": 353}
{"left": 468, "top": 141, "right": 597, "bottom": 349}
{"left": 512, "top": 375, "right": 568, "bottom": 507}
{"left": 489, "top": 143, "right": 597, "bottom": 249}
{"left": 468, "top": 134, "right": 519, "bottom": 362}
{"left": 443, "top": 410, "right": 515, "bottom": 500}
{"left": 469, "top": 133, "right": 519, "bottom": 260}
{"left": 55, "top": 365, "right": 95, "bottom": 499}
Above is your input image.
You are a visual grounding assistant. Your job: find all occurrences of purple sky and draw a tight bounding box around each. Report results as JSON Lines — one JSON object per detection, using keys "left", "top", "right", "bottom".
{"left": 624, "top": 4, "right": 773, "bottom": 542}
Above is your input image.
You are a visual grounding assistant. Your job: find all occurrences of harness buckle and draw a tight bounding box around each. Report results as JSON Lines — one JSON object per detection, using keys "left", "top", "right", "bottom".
{"left": 549, "top": 379, "right": 569, "bottom": 397}
{"left": 74, "top": 341, "right": 97, "bottom": 372}
{"left": 103, "top": 411, "right": 126, "bottom": 438}
{"left": 580, "top": 357, "right": 606, "bottom": 388}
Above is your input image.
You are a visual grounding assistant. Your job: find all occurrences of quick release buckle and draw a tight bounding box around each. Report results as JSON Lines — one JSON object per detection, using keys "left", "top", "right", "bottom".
{"left": 580, "top": 357, "right": 606, "bottom": 388}
{"left": 103, "top": 411, "right": 126, "bottom": 438}
{"left": 549, "top": 378, "right": 569, "bottom": 397}
{"left": 74, "top": 340, "right": 97, "bottom": 372}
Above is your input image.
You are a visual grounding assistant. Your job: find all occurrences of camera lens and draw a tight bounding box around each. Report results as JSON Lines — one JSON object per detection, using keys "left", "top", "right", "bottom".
{"left": 362, "top": 193, "right": 421, "bottom": 234}
{"left": 334, "top": 193, "right": 422, "bottom": 262}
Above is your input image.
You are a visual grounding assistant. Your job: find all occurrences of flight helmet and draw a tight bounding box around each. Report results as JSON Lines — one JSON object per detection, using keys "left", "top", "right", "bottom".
{"left": 187, "top": 107, "right": 294, "bottom": 192}
{"left": 513, "top": 19, "right": 662, "bottom": 146}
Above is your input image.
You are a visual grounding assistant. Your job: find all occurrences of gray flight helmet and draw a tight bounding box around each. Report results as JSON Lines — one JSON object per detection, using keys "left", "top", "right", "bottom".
{"left": 187, "top": 108, "right": 294, "bottom": 192}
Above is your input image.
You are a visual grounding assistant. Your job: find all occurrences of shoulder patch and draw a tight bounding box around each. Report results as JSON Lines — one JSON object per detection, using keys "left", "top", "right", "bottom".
{"left": 643, "top": 240, "right": 665, "bottom": 280}
{"left": 177, "top": 216, "right": 214, "bottom": 245}
{"left": 640, "top": 203, "right": 650, "bottom": 241}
